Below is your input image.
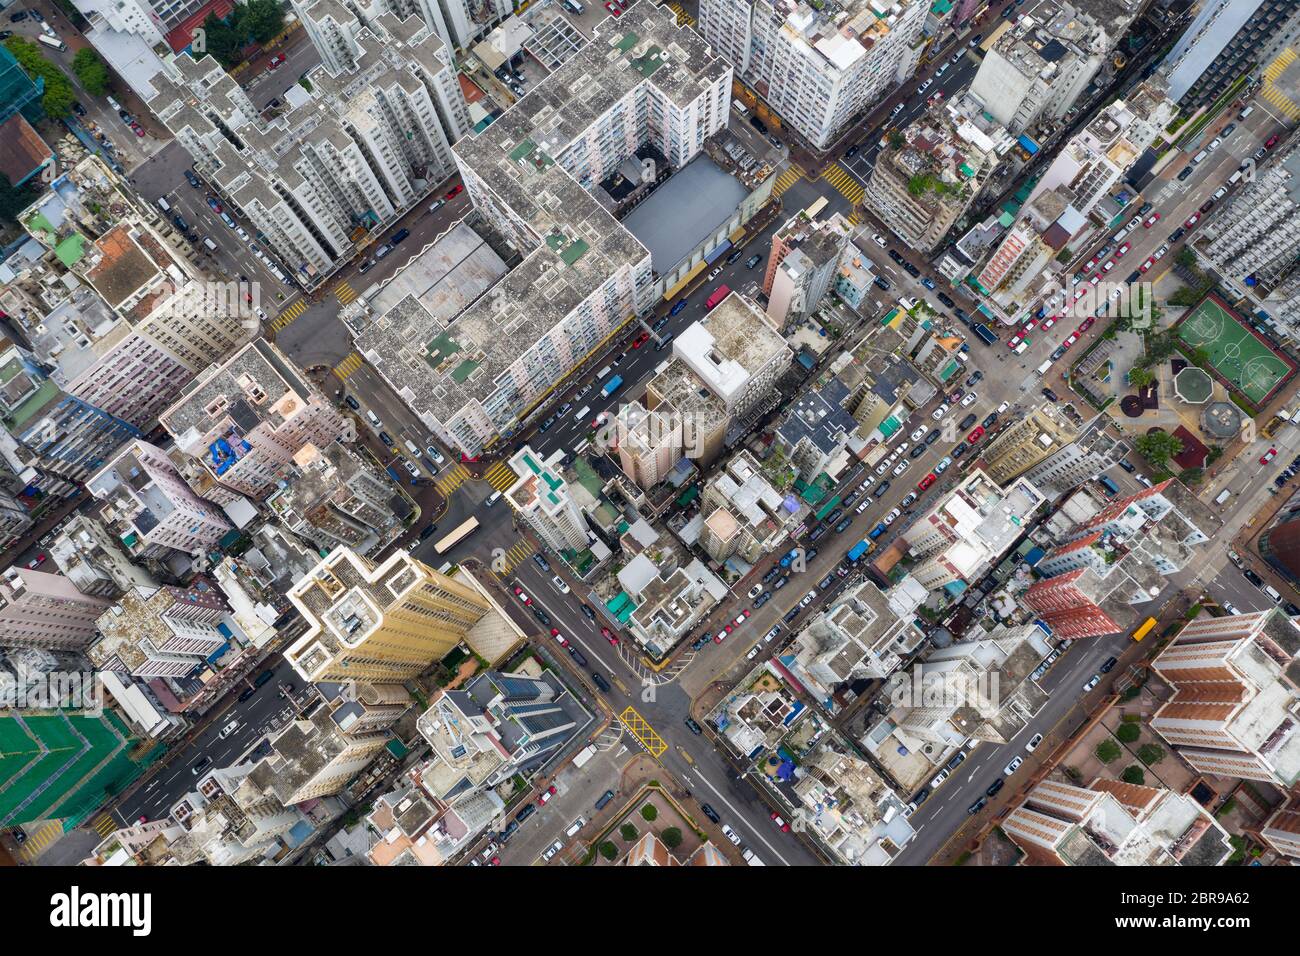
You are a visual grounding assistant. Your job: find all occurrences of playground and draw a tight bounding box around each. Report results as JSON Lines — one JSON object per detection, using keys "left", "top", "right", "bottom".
{"left": 1174, "top": 293, "right": 1296, "bottom": 407}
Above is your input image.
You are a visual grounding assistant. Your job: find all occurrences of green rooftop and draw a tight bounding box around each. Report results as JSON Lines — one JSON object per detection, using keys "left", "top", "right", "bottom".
{"left": 54, "top": 234, "right": 85, "bottom": 268}
{"left": 450, "top": 359, "right": 479, "bottom": 383}
{"left": 425, "top": 331, "right": 463, "bottom": 370}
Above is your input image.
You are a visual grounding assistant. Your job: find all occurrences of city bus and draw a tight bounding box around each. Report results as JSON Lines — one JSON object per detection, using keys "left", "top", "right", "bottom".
{"left": 1131, "top": 617, "right": 1157, "bottom": 642}
{"left": 805, "top": 197, "right": 828, "bottom": 219}
{"left": 434, "top": 516, "right": 480, "bottom": 554}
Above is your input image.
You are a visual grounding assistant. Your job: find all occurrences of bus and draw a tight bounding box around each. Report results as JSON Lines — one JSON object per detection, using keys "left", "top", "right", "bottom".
{"left": 434, "top": 516, "right": 480, "bottom": 554}
{"left": 805, "top": 197, "right": 828, "bottom": 219}
{"left": 1132, "top": 617, "right": 1157, "bottom": 642}
{"left": 37, "top": 34, "right": 67, "bottom": 51}
{"left": 705, "top": 285, "right": 730, "bottom": 310}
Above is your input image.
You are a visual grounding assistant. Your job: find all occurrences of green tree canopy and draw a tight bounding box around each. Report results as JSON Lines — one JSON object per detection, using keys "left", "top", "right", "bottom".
{"left": 4, "top": 37, "right": 76, "bottom": 118}
{"left": 661, "top": 827, "right": 683, "bottom": 849}
{"left": 1128, "top": 366, "right": 1155, "bottom": 388}
{"left": 1095, "top": 739, "right": 1121, "bottom": 764}
{"left": 1116, "top": 723, "right": 1140, "bottom": 743}
{"left": 1120, "top": 765, "right": 1146, "bottom": 785}
{"left": 1134, "top": 429, "right": 1183, "bottom": 468}
{"left": 72, "top": 48, "right": 111, "bottom": 96}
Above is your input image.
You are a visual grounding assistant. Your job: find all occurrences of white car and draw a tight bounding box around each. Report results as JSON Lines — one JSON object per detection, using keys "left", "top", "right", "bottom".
{"left": 934, "top": 455, "right": 952, "bottom": 474}
{"left": 236, "top": 227, "right": 250, "bottom": 242}
{"left": 1223, "top": 602, "right": 1242, "bottom": 615}
{"left": 929, "top": 768, "right": 950, "bottom": 789}
{"left": 931, "top": 403, "right": 948, "bottom": 421}
{"left": 895, "top": 441, "right": 910, "bottom": 455}
{"left": 1083, "top": 674, "right": 1101, "bottom": 692}
{"left": 552, "top": 575, "right": 570, "bottom": 594}
{"left": 219, "top": 720, "right": 239, "bottom": 739}
{"left": 748, "top": 584, "right": 764, "bottom": 599}
{"left": 882, "top": 508, "right": 901, "bottom": 525}
{"left": 1004, "top": 756, "right": 1024, "bottom": 776}
{"left": 871, "top": 233, "right": 888, "bottom": 248}
{"left": 721, "top": 824, "right": 742, "bottom": 846}
{"left": 800, "top": 589, "right": 818, "bottom": 607}
{"left": 961, "top": 392, "right": 978, "bottom": 407}
{"left": 910, "top": 425, "right": 928, "bottom": 442}
{"left": 875, "top": 460, "right": 890, "bottom": 476}
{"left": 1025, "top": 733, "right": 1043, "bottom": 752}
{"left": 892, "top": 460, "right": 910, "bottom": 477}
{"left": 541, "top": 840, "right": 564, "bottom": 861}
{"left": 403, "top": 460, "right": 420, "bottom": 478}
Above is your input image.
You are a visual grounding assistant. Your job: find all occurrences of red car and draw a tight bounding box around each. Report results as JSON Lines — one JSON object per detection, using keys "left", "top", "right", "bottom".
{"left": 1266, "top": 135, "right": 1279, "bottom": 149}
{"left": 1022, "top": 317, "right": 1038, "bottom": 332}
{"left": 445, "top": 184, "right": 464, "bottom": 200}
{"left": 917, "top": 472, "right": 937, "bottom": 491}
{"left": 538, "top": 784, "right": 557, "bottom": 806}
{"left": 1184, "top": 213, "right": 1200, "bottom": 229}
{"left": 770, "top": 811, "right": 791, "bottom": 832}
{"left": 130, "top": 123, "right": 145, "bottom": 137}
{"left": 1064, "top": 332, "right": 1079, "bottom": 348}
{"left": 967, "top": 426, "right": 985, "bottom": 443}
{"left": 1007, "top": 334, "right": 1023, "bottom": 350}
{"left": 601, "top": 626, "right": 620, "bottom": 646}
{"left": 631, "top": 331, "right": 651, "bottom": 348}
{"left": 513, "top": 586, "right": 531, "bottom": 605}
{"left": 267, "top": 53, "right": 287, "bottom": 70}
{"left": 1114, "top": 243, "right": 1130, "bottom": 258}
{"left": 1139, "top": 256, "right": 1155, "bottom": 273}
{"left": 1078, "top": 316, "right": 1095, "bottom": 332}
{"left": 1261, "top": 447, "right": 1278, "bottom": 465}
{"left": 490, "top": 856, "right": 500, "bottom": 865}
{"left": 604, "top": 1, "right": 621, "bottom": 13}
{"left": 1144, "top": 213, "right": 1160, "bottom": 227}
{"left": 1041, "top": 316, "right": 1056, "bottom": 330}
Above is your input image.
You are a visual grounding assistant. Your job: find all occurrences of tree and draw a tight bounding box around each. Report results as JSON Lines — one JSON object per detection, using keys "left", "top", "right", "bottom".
{"left": 1128, "top": 366, "right": 1155, "bottom": 388}
{"left": 0, "top": 173, "right": 40, "bottom": 225}
{"left": 1175, "top": 247, "right": 1198, "bottom": 270}
{"left": 1096, "top": 739, "right": 1121, "bottom": 763}
{"left": 1120, "top": 764, "right": 1146, "bottom": 785}
{"left": 243, "top": 0, "right": 286, "bottom": 43}
{"left": 71, "top": 48, "right": 110, "bottom": 96}
{"left": 640, "top": 804, "right": 658, "bottom": 822}
{"left": 1116, "top": 723, "right": 1140, "bottom": 743}
{"left": 1138, "top": 744, "right": 1165, "bottom": 765}
{"left": 598, "top": 841, "right": 617, "bottom": 860}
{"left": 619, "top": 823, "right": 638, "bottom": 842}
{"left": 1134, "top": 429, "right": 1183, "bottom": 468}
{"left": 4, "top": 37, "right": 76, "bottom": 118}
{"left": 201, "top": 12, "right": 243, "bottom": 67}
{"left": 661, "top": 827, "right": 683, "bottom": 849}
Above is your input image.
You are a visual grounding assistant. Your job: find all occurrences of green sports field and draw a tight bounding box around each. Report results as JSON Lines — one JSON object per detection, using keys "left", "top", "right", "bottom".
{"left": 1175, "top": 294, "right": 1296, "bottom": 406}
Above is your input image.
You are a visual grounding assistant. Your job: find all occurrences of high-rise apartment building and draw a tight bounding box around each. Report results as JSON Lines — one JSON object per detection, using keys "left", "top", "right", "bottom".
{"left": 248, "top": 703, "right": 392, "bottom": 804}
{"left": 87, "top": 440, "right": 234, "bottom": 560}
{"left": 697, "top": 0, "right": 927, "bottom": 150}
{"left": 91, "top": 582, "right": 231, "bottom": 679}
{"left": 285, "top": 548, "right": 492, "bottom": 684}
{"left": 762, "top": 212, "right": 853, "bottom": 330}
{"left": 1161, "top": 0, "right": 1300, "bottom": 107}
{"left": 1021, "top": 418, "right": 1126, "bottom": 499}
{"left": 675, "top": 296, "right": 791, "bottom": 421}
{"left": 503, "top": 445, "right": 590, "bottom": 553}
{"left": 977, "top": 403, "right": 1078, "bottom": 486}
{"left": 1148, "top": 609, "right": 1300, "bottom": 787}
{"left": 48, "top": 513, "right": 159, "bottom": 599}
{"left": 149, "top": 10, "right": 470, "bottom": 289}
{"left": 387, "top": 4, "right": 730, "bottom": 457}
{"left": 160, "top": 339, "right": 350, "bottom": 501}
{"left": 0, "top": 567, "right": 115, "bottom": 651}
{"left": 1003, "top": 777, "right": 1232, "bottom": 866}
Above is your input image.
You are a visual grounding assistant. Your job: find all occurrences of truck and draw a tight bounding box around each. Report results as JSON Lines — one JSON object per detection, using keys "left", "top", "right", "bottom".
{"left": 572, "top": 744, "right": 598, "bottom": 768}
{"left": 845, "top": 539, "right": 871, "bottom": 564}
{"left": 705, "top": 284, "right": 730, "bottom": 310}
{"left": 600, "top": 375, "right": 623, "bottom": 398}
{"left": 37, "top": 34, "right": 67, "bottom": 51}
{"left": 1097, "top": 475, "right": 1120, "bottom": 497}
{"left": 972, "top": 323, "right": 999, "bottom": 345}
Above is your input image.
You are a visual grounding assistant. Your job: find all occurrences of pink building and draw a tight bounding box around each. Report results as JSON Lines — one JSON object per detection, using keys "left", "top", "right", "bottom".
{"left": 0, "top": 567, "right": 114, "bottom": 650}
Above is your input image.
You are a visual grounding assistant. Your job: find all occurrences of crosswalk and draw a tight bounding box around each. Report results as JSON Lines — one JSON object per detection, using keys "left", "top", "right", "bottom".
{"left": 332, "top": 351, "right": 364, "bottom": 381}
{"left": 664, "top": 1, "right": 694, "bottom": 26}
{"left": 483, "top": 461, "right": 519, "bottom": 492}
{"left": 92, "top": 813, "right": 116, "bottom": 836}
{"left": 821, "top": 163, "right": 865, "bottom": 205}
{"left": 270, "top": 299, "right": 307, "bottom": 332}
{"left": 18, "top": 821, "right": 64, "bottom": 861}
{"left": 334, "top": 281, "right": 359, "bottom": 306}
{"left": 1260, "top": 49, "right": 1300, "bottom": 120}
{"left": 772, "top": 163, "right": 806, "bottom": 198}
{"left": 495, "top": 540, "right": 535, "bottom": 576}
{"left": 435, "top": 463, "right": 472, "bottom": 497}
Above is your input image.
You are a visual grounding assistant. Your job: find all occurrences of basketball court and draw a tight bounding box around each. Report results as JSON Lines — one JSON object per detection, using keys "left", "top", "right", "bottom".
{"left": 1175, "top": 294, "right": 1296, "bottom": 406}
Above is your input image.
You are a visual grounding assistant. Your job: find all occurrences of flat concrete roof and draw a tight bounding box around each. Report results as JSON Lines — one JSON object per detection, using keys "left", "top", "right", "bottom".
{"left": 622, "top": 156, "right": 747, "bottom": 274}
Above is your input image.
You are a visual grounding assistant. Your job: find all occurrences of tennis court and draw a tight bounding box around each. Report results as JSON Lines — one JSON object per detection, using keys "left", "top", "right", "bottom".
{"left": 1175, "top": 294, "right": 1296, "bottom": 406}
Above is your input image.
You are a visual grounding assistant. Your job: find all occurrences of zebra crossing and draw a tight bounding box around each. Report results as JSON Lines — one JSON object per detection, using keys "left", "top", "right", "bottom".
{"left": 332, "top": 351, "right": 364, "bottom": 381}
{"left": 495, "top": 540, "right": 535, "bottom": 576}
{"left": 664, "top": 1, "right": 693, "bottom": 26}
{"left": 772, "top": 163, "right": 806, "bottom": 198}
{"left": 1260, "top": 50, "right": 1300, "bottom": 120}
{"left": 18, "top": 821, "right": 63, "bottom": 861}
{"left": 435, "top": 463, "right": 472, "bottom": 496}
{"left": 821, "top": 163, "right": 865, "bottom": 205}
{"left": 92, "top": 813, "right": 116, "bottom": 836}
{"left": 334, "top": 281, "right": 359, "bottom": 306}
{"left": 270, "top": 299, "right": 307, "bottom": 332}
{"left": 483, "top": 461, "right": 519, "bottom": 492}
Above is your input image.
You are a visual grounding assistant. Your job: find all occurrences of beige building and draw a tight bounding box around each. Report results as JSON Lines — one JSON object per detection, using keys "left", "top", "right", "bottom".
{"left": 696, "top": 450, "right": 796, "bottom": 564}
{"left": 247, "top": 703, "right": 390, "bottom": 805}
{"left": 1148, "top": 609, "right": 1300, "bottom": 787}
{"left": 0, "top": 567, "right": 114, "bottom": 650}
{"left": 285, "top": 547, "right": 492, "bottom": 684}
{"left": 1003, "top": 777, "right": 1232, "bottom": 866}
{"left": 977, "top": 403, "right": 1078, "bottom": 486}
{"left": 504, "top": 445, "right": 589, "bottom": 553}
{"left": 91, "top": 582, "right": 230, "bottom": 679}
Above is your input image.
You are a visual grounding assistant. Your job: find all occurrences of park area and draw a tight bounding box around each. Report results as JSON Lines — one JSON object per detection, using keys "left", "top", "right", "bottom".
{"left": 1174, "top": 293, "right": 1296, "bottom": 407}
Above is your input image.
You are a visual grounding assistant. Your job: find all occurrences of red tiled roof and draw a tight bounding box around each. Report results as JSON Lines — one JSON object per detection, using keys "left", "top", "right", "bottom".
{"left": 1172, "top": 425, "right": 1209, "bottom": 470}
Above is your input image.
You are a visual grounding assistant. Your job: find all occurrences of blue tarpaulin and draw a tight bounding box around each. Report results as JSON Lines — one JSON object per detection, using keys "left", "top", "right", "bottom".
{"left": 1017, "top": 134, "right": 1040, "bottom": 155}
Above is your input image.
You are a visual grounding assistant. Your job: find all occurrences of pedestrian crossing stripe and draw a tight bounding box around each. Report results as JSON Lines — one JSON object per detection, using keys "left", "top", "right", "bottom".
{"left": 495, "top": 540, "right": 534, "bottom": 575}
{"left": 19, "top": 821, "right": 63, "bottom": 859}
{"left": 846, "top": 211, "right": 861, "bottom": 227}
{"left": 335, "top": 282, "right": 358, "bottom": 305}
{"left": 773, "top": 164, "right": 805, "bottom": 197}
{"left": 1260, "top": 84, "right": 1300, "bottom": 120}
{"left": 665, "top": 1, "right": 694, "bottom": 26}
{"left": 483, "top": 462, "right": 518, "bottom": 491}
{"left": 93, "top": 813, "right": 116, "bottom": 836}
{"left": 821, "top": 163, "right": 865, "bottom": 204}
{"left": 435, "top": 463, "right": 471, "bottom": 496}
{"left": 1264, "top": 48, "right": 1296, "bottom": 82}
{"left": 332, "top": 352, "right": 364, "bottom": 380}
{"left": 271, "top": 299, "right": 307, "bottom": 331}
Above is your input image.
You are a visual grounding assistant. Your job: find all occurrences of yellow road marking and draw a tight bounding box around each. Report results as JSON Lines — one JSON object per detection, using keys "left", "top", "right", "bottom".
{"left": 618, "top": 705, "right": 667, "bottom": 758}
{"left": 332, "top": 351, "right": 364, "bottom": 380}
